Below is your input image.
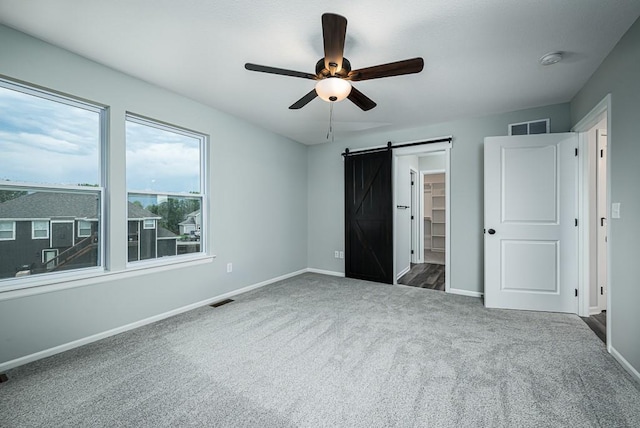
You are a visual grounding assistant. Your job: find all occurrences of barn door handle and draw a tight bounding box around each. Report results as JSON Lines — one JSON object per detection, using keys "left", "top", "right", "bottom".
{"left": 488, "top": 229, "right": 496, "bottom": 235}
{"left": 396, "top": 205, "right": 409, "bottom": 209}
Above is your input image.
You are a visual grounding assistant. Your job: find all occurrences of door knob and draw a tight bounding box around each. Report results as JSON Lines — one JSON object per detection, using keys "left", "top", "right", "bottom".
{"left": 488, "top": 229, "right": 496, "bottom": 235}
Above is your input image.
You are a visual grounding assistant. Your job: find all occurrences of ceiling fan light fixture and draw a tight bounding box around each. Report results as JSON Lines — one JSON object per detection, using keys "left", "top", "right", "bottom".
{"left": 315, "top": 77, "right": 352, "bottom": 102}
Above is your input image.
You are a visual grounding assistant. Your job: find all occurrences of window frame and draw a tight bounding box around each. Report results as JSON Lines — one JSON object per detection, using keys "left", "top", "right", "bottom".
{"left": 0, "top": 221, "right": 16, "bottom": 241}
{"left": 0, "top": 77, "right": 107, "bottom": 292}
{"left": 31, "top": 220, "right": 50, "bottom": 240}
{"left": 125, "top": 113, "right": 208, "bottom": 267}
{"left": 42, "top": 248, "right": 59, "bottom": 268}
{"left": 143, "top": 219, "right": 156, "bottom": 230}
{"left": 77, "top": 220, "right": 93, "bottom": 238}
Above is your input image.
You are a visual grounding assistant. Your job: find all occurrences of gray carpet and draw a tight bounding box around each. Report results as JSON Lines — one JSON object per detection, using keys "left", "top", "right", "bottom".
{"left": 1, "top": 273, "right": 639, "bottom": 427}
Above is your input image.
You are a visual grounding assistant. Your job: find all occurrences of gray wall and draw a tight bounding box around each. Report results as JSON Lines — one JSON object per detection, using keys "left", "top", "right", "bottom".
{"left": 307, "top": 104, "right": 571, "bottom": 294}
{"left": 419, "top": 153, "right": 446, "bottom": 171}
{"left": 571, "top": 17, "right": 640, "bottom": 375}
{"left": 0, "top": 25, "right": 308, "bottom": 364}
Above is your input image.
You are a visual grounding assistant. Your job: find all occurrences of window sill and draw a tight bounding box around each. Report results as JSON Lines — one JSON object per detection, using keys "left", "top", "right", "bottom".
{"left": 0, "top": 254, "right": 216, "bottom": 302}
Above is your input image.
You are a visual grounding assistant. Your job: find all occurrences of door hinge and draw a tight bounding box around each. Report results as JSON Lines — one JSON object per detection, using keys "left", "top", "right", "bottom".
{"left": 411, "top": 181, "right": 414, "bottom": 185}
{"left": 600, "top": 149, "right": 604, "bottom": 158}
{"left": 600, "top": 286, "right": 604, "bottom": 295}
{"left": 575, "top": 218, "right": 578, "bottom": 227}
{"left": 575, "top": 289, "right": 578, "bottom": 297}
{"left": 575, "top": 148, "right": 578, "bottom": 156}
{"left": 411, "top": 215, "right": 414, "bottom": 220}
{"left": 411, "top": 250, "right": 414, "bottom": 254}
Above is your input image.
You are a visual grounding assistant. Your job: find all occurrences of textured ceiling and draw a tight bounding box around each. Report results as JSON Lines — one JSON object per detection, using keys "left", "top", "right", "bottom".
{"left": 0, "top": 0, "right": 639, "bottom": 145}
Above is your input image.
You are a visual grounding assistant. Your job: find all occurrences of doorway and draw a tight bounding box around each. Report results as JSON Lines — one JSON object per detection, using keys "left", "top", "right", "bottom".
{"left": 574, "top": 97, "right": 610, "bottom": 344}
{"left": 342, "top": 138, "right": 451, "bottom": 289}
{"left": 395, "top": 149, "right": 449, "bottom": 291}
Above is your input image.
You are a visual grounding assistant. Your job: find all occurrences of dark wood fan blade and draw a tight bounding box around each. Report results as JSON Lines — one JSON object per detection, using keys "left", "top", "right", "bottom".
{"left": 245, "top": 63, "right": 317, "bottom": 80}
{"left": 348, "top": 86, "right": 376, "bottom": 111}
{"left": 348, "top": 57, "right": 424, "bottom": 81}
{"left": 289, "top": 89, "right": 318, "bottom": 109}
{"left": 322, "top": 13, "right": 347, "bottom": 75}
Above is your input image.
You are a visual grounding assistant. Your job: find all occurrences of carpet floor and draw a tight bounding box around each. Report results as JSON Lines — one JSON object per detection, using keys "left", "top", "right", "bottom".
{"left": 1, "top": 273, "right": 639, "bottom": 427}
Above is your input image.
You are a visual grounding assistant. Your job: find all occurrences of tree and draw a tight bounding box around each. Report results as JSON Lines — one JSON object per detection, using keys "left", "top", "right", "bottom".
{"left": 145, "top": 197, "right": 200, "bottom": 235}
{"left": 0, "top": 189, "right": 28, "bottom": 203}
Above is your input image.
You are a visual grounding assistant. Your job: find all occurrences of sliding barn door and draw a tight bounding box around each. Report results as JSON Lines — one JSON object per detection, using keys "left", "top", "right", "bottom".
{"left": 345, "top": 150, "right": 393, "bottom": 284}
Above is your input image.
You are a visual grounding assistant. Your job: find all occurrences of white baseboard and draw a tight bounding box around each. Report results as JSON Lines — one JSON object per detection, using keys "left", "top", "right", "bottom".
{"left": 589, "top": 306, "right": 605, "bottom": 315}
{"left": 448, "top": 288, "right": 483, "bottom": 298}
{"left": 396, "top": 265, "right": 411, "bottom": 280}
{"left": 610, "top": 345, "right": 640, "bottom": 384}
{"left": 306, "top": 268, "right": 345, "bottom": 277}
{"left": 0, "top": 269, "right": 307, "bottom": 373}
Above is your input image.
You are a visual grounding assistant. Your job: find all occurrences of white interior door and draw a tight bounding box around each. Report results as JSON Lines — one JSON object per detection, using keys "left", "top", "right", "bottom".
{"left": 484, "top": 133, "right": 578, "bottom": 313}
{"left": 596, "top": 129, "right": 608, "bottom": 312}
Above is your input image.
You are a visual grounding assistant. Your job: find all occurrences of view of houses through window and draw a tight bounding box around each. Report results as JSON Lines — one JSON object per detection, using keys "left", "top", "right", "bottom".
{"left": 0, "top": 79, "right": 207, "bottom": 286}
{"left": 126, "top": 114, "right": 205, "bottom": 263}
{"left": 0, "top": 79, "right": 104, "bottom": 281}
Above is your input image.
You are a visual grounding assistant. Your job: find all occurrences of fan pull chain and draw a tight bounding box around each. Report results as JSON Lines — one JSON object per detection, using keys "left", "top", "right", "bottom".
{"left": 326, "top": 102, "right": 335, "bottom": 142}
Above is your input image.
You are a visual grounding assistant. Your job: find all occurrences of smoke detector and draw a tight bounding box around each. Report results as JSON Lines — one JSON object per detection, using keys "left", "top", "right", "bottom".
{"left": 539, "top": 52, "right": 563, "bottom": 66}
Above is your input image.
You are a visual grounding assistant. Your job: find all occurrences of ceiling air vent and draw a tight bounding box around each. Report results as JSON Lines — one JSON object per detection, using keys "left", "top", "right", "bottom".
{"left": 508, "top": 119, "right": 549, "bottom": 136}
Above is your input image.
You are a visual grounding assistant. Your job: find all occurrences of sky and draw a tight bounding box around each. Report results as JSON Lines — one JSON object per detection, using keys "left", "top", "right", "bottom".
{"left": 0, "top": 85, "right": 201, "bottom": 194}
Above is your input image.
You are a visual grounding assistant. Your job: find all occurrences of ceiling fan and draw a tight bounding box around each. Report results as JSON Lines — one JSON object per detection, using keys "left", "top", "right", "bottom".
{"left": 244, "top": 13, "right": 424, "bottom": 111}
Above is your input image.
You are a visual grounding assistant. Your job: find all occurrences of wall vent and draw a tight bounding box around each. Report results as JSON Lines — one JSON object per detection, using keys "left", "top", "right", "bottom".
{"left": 508, "top": 119, "right": 550, "bottom": 136}
{"left": 209, "top": 298, "right": 234, "bottom": 308}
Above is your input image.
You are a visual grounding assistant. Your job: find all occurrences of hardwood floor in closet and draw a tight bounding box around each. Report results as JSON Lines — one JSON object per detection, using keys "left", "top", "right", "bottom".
{"left": 398, "top": 263, "right": 445, "bottom": 290}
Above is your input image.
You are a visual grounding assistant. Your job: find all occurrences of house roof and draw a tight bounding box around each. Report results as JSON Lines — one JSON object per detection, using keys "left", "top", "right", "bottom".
{"left": 126, "top": 202, "right": 162, "bottom": 221}
{"left": 179, "top": 209, "right": 201, "bottom": 226}
{"left": 0, "top": 191, "right": 160, "bottom": 220}
{"left": 157, "top": 226, "right": 177, "bottom": 239}
{"left": 179, "top": 217, "right": 196, "bottom": 226}
{"left": 0, "top": 191, "right": 99, "bottom": 220}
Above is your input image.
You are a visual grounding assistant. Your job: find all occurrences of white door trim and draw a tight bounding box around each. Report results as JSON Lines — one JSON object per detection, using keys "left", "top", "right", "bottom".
{"left": 393, "top": 142, "right": 451, "bottom": 293}
{"left": 410, "top": 168, "right": 419, "bottom": 264}
{"left": 573, "top": 93, "right": 611, "bottom": 351}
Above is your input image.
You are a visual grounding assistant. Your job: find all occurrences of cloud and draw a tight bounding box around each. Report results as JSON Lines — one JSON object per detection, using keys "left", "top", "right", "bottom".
{"left": 126, "top": 121, "right": 201, "bottom": 193}
{"left": 0, "top": 85, "right": 202, "bottom": 193}
{"left": 0, "top": 86, "right": 100, "bottom": 185}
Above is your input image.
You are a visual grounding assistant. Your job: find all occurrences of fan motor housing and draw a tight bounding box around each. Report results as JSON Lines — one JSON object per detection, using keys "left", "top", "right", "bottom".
{"left": 316, "top": 58, "right": 352, "bottom": 78}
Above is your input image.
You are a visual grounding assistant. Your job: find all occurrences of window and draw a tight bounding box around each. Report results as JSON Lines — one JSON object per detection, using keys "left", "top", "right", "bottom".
{"left": 0, "top": 78, "right": 104, "bottom": 283}
{"left": 32, "top": 221, "right": 49, "bottom": 239}
{"left": 0, "top": 221, "right": 16, "bottom": 241}
{"left": 42, "top": 249, "right": 58, "bottom": 269}
{"left": 126, "top": 114, "right": 206, "bottom": 263}
{"left": 78, "top": 220, "right": 92, "bottom": 237}
{"left": 508, "top": 119, "right": 550, "bottom": 136}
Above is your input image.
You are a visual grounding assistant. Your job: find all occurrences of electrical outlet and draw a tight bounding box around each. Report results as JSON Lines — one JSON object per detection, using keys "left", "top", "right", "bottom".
{"left": 334, "top": 251, "right": 339, "bottom": 258}
{"left": 339, "top": 251, "right": 344, "bottom": 259}
{"left": 226, "top": 262, "right": 232, "bottom": 273}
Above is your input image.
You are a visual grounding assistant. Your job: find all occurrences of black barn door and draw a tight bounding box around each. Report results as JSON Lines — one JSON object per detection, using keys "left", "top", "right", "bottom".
{"left": 344, "top": 149, "right": 393, "bottom": 284}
